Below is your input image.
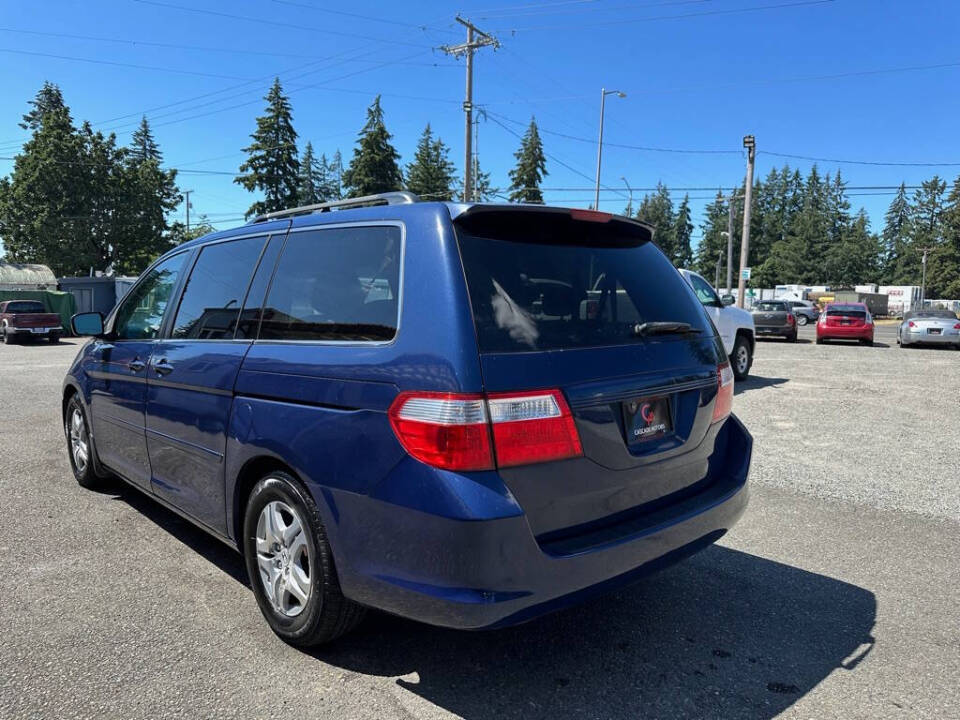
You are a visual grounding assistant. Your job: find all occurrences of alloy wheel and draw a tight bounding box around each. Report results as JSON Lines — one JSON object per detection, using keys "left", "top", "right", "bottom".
{"left": 69, "top": 408, "right": 89, "bottom": 475}
{"left": 735, "top": 345, "right": 749, "bottom": 375}
{"left": 255, "top": 499, "right": 312, "bottom": 617}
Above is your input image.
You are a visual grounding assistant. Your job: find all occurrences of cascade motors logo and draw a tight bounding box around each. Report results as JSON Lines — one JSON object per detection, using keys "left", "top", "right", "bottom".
{"left": 633, "top": 401, "right": 667, "bottom": 437}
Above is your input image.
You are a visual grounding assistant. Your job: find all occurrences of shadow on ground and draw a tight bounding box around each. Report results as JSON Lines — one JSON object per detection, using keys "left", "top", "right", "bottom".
{"left": 109, "top": 480, "right": 876, "bottom": 720}
{"left": 734, "top": 375, "right": 789, "bottom": 395}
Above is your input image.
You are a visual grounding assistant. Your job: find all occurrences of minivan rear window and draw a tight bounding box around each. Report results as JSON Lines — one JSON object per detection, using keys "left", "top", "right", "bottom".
{"left": 455, "top": 212, "right": 709, "bottom": 353}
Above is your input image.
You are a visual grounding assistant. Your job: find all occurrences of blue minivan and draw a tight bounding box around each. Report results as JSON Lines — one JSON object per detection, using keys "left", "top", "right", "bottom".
{"left": 64, "top": 193, "right": 751, "bottom": 646}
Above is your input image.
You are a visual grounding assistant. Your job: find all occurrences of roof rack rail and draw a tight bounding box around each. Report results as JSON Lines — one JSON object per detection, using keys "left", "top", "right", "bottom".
{"left": 251, "top": 192, "right": 420, "bottom": 223}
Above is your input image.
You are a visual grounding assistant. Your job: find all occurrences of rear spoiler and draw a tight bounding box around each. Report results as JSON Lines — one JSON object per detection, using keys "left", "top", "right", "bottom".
{"left": 450, "top": 204, "right": 654, "bottom": 247}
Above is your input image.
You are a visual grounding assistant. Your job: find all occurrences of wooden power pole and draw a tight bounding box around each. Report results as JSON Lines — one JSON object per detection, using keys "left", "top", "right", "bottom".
{"left": 440, "top": 17, "right": 499, "bottom": 202}
{"left": 737, "top": 136, "right": 755, "bottom": 307}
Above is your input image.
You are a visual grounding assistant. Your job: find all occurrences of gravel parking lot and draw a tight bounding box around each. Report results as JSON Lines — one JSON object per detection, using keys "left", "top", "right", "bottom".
{"left": 1, "top": 333, "right": 957, "bottom": 719}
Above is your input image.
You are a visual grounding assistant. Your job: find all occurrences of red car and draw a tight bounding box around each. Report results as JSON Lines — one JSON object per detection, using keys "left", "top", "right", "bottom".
{"left": 816, "top": 302, "right": 874, "bottom": 346}
{"left": 0, "top": 300, "right": 63, "bottom": 344}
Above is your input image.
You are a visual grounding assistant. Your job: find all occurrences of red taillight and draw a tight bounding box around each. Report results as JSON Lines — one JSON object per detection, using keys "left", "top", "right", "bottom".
{"left": 712, "top": 363, "right": 734, "bottom": 424}
{"left": 787, "top": 313, "right": 796, "bottom": 325}
{"left": 388, "top": 389, "right": 582, "bottom": 471}
{"left": 388, "top": 393, "right": 493, "bottom": 471}
{"left": 954, "top": 323, "right": 960, "bottom": 330}
{"left": 908, "top": 321, "right": 916, "bottom": 327}
{"left": 487, "top": 390, "right": 583, "bottom": 468}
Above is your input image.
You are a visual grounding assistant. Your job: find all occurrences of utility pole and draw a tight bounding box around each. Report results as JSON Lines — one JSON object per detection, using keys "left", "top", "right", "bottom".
{"left": 737, "top": 136, "right": 756, "bottom": 308}
{"left": 716, "top": 250, "right": 724, "bottom": 290}
{"left": 440, "top": 17, "right": 499, "bottom": 202}
{"left": 726, "top": 190, "right": 738, "bottom": 294}
{"left": 920, "top": 246, "right": 934, "bottom": 307}
{"left": 183, "top": 190, "right": 193, "bottom": 233}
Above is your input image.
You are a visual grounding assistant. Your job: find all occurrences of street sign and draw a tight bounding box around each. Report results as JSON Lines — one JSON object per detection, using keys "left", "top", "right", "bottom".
{"left": 741, "top": 267, "right": 751, "bottom": 281}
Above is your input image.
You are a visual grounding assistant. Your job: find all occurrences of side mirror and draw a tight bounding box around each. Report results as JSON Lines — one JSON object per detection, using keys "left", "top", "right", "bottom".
{"left": 721, "top": 295, "right": 736, "bottom": 306}
{"left": 71, "top": 311, "right": 105, "bottom": 337}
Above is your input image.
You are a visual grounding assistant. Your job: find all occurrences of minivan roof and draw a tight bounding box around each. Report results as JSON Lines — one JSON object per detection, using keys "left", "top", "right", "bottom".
{"left": 173, "top": 200, "right": 654, "bottom": 253}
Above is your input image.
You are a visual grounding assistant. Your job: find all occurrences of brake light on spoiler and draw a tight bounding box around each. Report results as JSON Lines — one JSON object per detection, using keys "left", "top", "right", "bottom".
{"left": 388, "top": 389, "right": 583, "bottom": 471}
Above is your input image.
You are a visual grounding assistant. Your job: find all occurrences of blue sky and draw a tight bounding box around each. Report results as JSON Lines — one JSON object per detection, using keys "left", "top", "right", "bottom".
{"left": 1, "top": 0, "right": 959, "bottom": 251}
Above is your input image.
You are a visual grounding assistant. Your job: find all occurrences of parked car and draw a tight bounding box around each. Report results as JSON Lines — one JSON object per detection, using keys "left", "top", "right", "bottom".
{"left": 63, "top": 195, "right": 752, "bottom": 647}
{"left": 678, "top": 269, "right": 756, "bottom": 380}
{"left": 785, "top": 299, "right": 819, "bottom": 325}
{"left": 816, "top": 302, "right": 874, "bottom": 345}
{"left": 897, "top": 308, "right": 960, "bottom": 349}
{"left": 751, "top": 300, "right": 797, "bottom": 342}
{"left": 0, "top": 299, "right": 62, "bottom": 344}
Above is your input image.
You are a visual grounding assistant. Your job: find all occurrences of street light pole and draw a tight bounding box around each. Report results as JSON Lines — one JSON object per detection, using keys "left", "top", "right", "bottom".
{"left": 594, "top": 88, "right": 625, "bottom": 210}
{"left": 621, "top": 176, "right": 633, "bottom": 216}
{"left": 726, "top": 191, "right": 737, "bottom": 294}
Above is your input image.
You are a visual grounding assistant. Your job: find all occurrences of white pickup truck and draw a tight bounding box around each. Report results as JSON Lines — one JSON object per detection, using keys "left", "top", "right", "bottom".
{"left": 678, "top": 269, "right": 755, "bottom": 380}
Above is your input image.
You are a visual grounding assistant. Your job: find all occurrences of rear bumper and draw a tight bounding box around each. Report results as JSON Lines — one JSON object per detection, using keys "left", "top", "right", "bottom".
{"left": 901, "top": 329, "right": 959, "bottom": 345}
{"left": 817, "top": 325, "right": 872, "bottom": 341}
{"left": 328, "top": 415, "right": 752, "bottom": 629}
{"left": 6, "top": 325, "right": 61, "bottom": 337}
{"left": 755, "top": 324, "right": 794, "bottom": 337}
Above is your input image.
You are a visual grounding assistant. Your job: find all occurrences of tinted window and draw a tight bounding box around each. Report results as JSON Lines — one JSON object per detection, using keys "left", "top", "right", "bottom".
{"left": 456, "top": 224, "right": 709, "bottom": 353}
{"left": 259, "top": 226, "right": 400, "bottom": 342}
{"left": 906, "top": 309, "right": 956, "bottom": 320}
{"left": 171, "top": 236, "right": 266, "bottom": 339}
{"left": 756, "top": 302, "right": 788, "bottom": 311}
{"left": 235, "top": 233, "right": 284, "bottom": 339}
{"left": 113, "top": 253, "right": 187, "bottom": 340}
{"left": 687, "top": 273, "right": 720, "bottom": 306}
{"left": 827, "top": 305, "right": 865, "bottom": 315}
{"left": 6, "top": 301, "right": 45, "bottom": 313}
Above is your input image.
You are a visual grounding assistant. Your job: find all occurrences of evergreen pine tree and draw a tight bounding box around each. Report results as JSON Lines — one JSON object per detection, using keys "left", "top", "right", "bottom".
{"left": 635, "top": 182, "right": 675, "bottom": 259}
{"left": 889, "top": 177, "right": 946, "bottom": 286}
{"left": 405, "top": 124, "right": 456, "bottom": 201}
{"left": 235, "top": 78, "right": 300, "bottom": 218}
{"left": 19, "top": 81, "right": 65, "bottom": 131}
{"left": 672, "top": 194, "right": 694, "bottom": 268}
{"left": 881, "top": 183, "right": 911, "bottom": 282}
{"left": 693, "top": 191, "right": 728, "bottom": 281}
{"left": 342, "top": 96, "right": 403, "bottom": 197}
{"left": 924, "top": 175, "right": 960, "bottom": 298}
{"left": 130, "top": 116, "right": 162, "bottom": 163}
{"left": 508, "top": 118, "right": 547, "bottom": 204}
{"left": 329, "top": 149, "right": 344, "bottom": 200}
{"left": 296, "top": 142, "right": 323, "bottom": 205}
{"left": 124, "top": 119, "right": 180, "bottom": 273}
{"left": 824, "top": 210, "right": 880, "bottom": 286}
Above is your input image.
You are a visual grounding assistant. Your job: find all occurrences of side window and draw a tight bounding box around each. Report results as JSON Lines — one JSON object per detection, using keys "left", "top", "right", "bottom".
{"left": 688, "top": 273, "right": 720, "bottom": 306}
{"left": 170, "top": 236, "right": 266, "bottom": 339}
{"left": 260, "top": 225, "right": 401, "bottom": 342}
{"left": 113, "top": 253, "right": 187, "bottom": 340}
{"left": 235, "top": 233, "right": 285, "bottom": 339}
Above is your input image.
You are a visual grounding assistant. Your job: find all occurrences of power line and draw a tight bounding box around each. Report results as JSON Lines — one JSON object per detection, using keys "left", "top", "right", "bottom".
{"left": 0, "top": 47, "right": 254, "bottom": 80}
{"left": 132, "top": 0, "right": 434, "bottom": 49}
{"left": 759, "top": 150, "right": 960, "bottom": 168}
{"left": 268, "top": 0, "right": 457, "bottom": 33}
{"left": 491, "top": 0, "right": 836, "bottom": 31}
{"left": 476, "top": 0, "right": 711, "bottom": 20}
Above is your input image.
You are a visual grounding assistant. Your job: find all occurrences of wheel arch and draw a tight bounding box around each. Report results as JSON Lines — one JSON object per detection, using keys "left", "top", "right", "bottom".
{"left": 735, "top": 327, "right": 755, "bottom": 353}
{"left": 231, "top": 455, "right": 303, "bottom": 552}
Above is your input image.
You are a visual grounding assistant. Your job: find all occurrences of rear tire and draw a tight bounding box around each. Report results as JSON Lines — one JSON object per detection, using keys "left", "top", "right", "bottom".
{"left": 243, "top": 471, "right": 365, "bottom": 647}
{"left": 48, "top": 333, "right": 60, "bottom": 344}
{"left": 788, "top": 331, "right": 798, "bottom": 343}
{"left": 2, "top": 324, "right": 14, "bottom": 344}
{"left": 730, "top": 335, "right": 752, "bottom": 381}
{"left": 816, "top": 337, "right": 824, "bottom": 345}
{"left": 860, "top": 339, "right": 873, "bottom": 347}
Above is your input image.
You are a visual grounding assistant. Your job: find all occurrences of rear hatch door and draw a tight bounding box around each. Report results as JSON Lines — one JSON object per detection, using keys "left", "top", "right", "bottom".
{"left": 454, "top": 207, "right": 727, "bottom": 538}
{"left": 826, "top": 306, "right": 866, "bottom": 328}
{"left": 752, "top": 303, "right": 791, "bottom": 329}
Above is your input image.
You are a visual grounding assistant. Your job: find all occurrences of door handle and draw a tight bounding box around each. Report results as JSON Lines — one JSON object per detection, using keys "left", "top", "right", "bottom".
{"left": 128, "top": 359, "right": 146, "bottom": 372}
{"left": 153, "top": 359, "right": 174, "bottom": 376}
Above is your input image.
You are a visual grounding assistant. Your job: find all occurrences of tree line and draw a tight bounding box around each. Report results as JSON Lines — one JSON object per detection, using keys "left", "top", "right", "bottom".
{"left": 1, "top": 78, "right": 958, "bottom": 298}
{"left": 689, "top": 166, "right": 960, "bottom": 298}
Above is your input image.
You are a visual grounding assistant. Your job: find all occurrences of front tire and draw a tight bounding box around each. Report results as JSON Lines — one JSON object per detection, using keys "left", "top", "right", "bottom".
{"left": 730, "top": 335, "right": 752, "bottom": 381}
{"left": 243, "top": 471, "right": 365, "bottom": 647}
{"left": 64, "top": 395, "right": 104, "bottom": 489}
{"left": 796, "top": 315, "right": 808, "bottom": 326}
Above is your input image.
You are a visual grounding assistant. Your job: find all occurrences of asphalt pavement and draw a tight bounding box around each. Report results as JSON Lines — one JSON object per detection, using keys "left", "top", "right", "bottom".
{"left": 0, "top": 333, "right": 957, "bottom": 719}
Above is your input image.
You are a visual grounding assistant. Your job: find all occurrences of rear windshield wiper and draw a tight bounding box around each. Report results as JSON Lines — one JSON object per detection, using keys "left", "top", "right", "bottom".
{"left": 632, "top": 321, "right": 701, "bottom": 337}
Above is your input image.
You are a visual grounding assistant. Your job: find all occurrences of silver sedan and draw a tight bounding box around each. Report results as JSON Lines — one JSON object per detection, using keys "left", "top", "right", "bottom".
{"left": 898, "top": 309, "right": 960, "bottom": 348}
